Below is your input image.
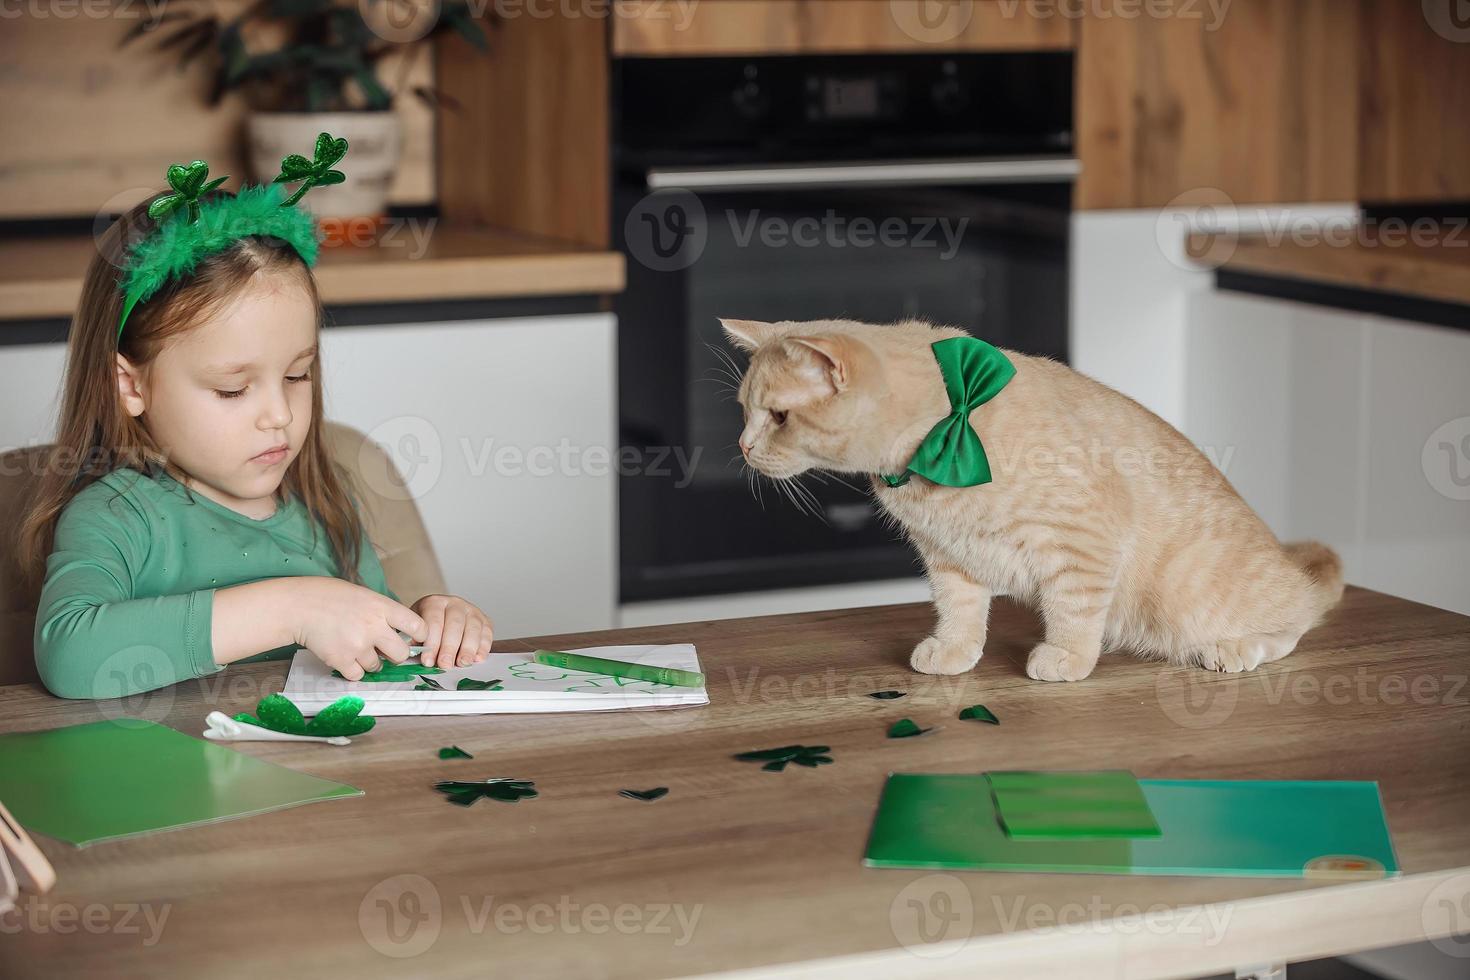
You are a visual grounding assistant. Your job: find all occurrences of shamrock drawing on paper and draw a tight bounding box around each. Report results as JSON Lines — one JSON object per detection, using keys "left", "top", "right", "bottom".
{"left": 272, "top": 132, "right": 348, "bottom": 206}
{"left": 148, "top": 160, "right": 229, "bottom": 224}
{"left": 507, "top": 660, "right": 574, "bottom": 682}
{"left": 734, "top": 745, "right": 833, "bottom": 773}
{"left": 435, "top": 779, "right": 538, "bottom": 806}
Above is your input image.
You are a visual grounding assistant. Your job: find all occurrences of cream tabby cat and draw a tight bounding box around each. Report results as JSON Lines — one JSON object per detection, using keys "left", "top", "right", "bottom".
{"left": 722, "top": 316, "right": 1344, "bottom": 680}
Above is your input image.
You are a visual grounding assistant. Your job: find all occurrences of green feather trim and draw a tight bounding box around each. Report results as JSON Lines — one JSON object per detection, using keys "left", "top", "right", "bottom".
{"left": 117, "top": 183, "right": 321, "bottom": 335}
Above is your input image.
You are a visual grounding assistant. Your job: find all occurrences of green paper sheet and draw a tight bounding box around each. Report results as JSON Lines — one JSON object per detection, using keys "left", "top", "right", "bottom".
{"left": 986, "top": 770, "right": 1161, "bottom": 839}
{"left": 0, "top": 720, "right": 362, "bottom": 847}
{"left": 864, "top": 773, "right": 1399, "bottom": 878}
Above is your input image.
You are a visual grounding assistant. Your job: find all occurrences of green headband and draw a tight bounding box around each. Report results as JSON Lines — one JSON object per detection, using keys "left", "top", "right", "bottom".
{"left": 115, "top": 131, "right": 349, "bottom": 340}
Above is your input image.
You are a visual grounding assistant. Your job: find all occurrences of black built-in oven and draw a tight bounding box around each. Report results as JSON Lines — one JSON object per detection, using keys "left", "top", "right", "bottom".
{"left": 614, "top": 53, "right": 1075, "bottom": 603}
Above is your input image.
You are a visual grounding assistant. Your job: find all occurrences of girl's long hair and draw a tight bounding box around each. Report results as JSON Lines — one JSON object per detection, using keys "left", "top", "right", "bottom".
{"left": 17, "top": 191, "right": 367, "bottom": 591}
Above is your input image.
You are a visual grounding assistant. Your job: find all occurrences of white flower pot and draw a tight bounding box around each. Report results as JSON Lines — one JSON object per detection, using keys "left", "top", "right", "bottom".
{"left": 246, "top": 111, "right": 402, "bottom": 221}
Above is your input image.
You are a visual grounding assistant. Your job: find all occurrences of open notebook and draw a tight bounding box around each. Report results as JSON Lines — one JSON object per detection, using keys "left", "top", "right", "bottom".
{"left": 283, "top": 643, "right": 709, "bottom": 716}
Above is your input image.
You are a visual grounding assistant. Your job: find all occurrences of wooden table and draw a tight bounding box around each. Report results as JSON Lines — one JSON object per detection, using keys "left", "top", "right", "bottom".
{"left": 2, "top": 586, "right": 1468, "bottom": 978}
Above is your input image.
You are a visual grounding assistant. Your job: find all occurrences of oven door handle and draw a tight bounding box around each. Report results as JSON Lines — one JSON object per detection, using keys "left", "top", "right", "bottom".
{"left": 644, "top": 156, "right": 1080, "bottom": 192}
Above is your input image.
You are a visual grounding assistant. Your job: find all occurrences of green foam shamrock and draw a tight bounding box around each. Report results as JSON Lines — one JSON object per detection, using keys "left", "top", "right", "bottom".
{"left": 233, "top": 693, "right": 375, "bottom": 738}
{"left": 147, "top": 160, "right": 229, "bottom": 224}
{"left": 438, "top": 746, "right": 473, "bottom": 759}
{"left": 734, "top": 745, "right": 833, "bottom": 772}
{"left": 435, "top": 779, "right": 538, "bottom": 806}
{"left": 272, "top": 132, "right": 349, "bottom": 207}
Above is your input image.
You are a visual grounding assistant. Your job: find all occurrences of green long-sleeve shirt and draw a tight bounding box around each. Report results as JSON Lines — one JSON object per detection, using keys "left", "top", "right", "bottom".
{"left": 35, "top": 465, "right": 399, "bottom": 700}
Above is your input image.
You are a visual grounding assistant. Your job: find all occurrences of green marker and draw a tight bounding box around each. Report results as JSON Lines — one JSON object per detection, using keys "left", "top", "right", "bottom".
{"left": 533, "top": 650, "right": 705, "bottom": 688}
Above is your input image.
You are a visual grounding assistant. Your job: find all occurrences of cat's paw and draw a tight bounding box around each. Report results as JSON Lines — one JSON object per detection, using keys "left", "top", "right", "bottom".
{"left": 1198, "top": 637, "right": 1268, "bottom": 673}
{"left": 1025, "top": 643, "right": 1097, "bottom": 682}
{"left": 910, "top": 636, "right": 982, "bottom": 675}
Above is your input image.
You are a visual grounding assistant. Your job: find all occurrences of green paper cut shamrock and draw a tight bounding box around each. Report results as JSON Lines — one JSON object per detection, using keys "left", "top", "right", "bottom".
{"left": 435, "top": 778, "right": 538, "bottom": 806}
{"left": 887, "top": 718, "right": 936, "bottom": 739}
{"left": 148, "top": 160, "right": 229, "bottom": 224}
{"left": 619, "top": 787, "right": 669, "bottom": 802}
{"left": 958, "top": 704, "right": 1000, "bottom": 725}
{"left": 272, "top": 132, "right": 349, "bottom": 207}
{"left": 233, "top": 693, "right": 375, "bottom": 738}
{"left": 333, "top": 659, "right": 444, "bottom": 682}
{"left": 456, "top": 677, "right": 504, "bottom": 691}
{"left": 868, "top": 690, "right": 907, "bottom": 700}
{"left": 438, "top": 746, "right": 473, "bottom": 759}
{"left": 734, "top": 744, "right": 833, "bottom": 772}
{"left": 414, "top": 676, "right": 447, "bottom": 691}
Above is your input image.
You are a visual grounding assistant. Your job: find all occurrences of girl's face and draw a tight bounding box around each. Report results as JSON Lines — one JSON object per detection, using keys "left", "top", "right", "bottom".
{"left": 119, "top": 274, "right": 317, "bottom": 519}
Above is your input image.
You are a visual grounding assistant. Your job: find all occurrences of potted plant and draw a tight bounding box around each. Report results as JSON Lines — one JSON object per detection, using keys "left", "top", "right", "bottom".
{"left": 120, "top": 0, "right": 490, "bottom": 237}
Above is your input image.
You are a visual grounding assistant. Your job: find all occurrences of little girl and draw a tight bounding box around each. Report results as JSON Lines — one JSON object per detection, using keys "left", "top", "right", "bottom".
{"left": 19, "top": 137, "right": 494, "bottom": 699}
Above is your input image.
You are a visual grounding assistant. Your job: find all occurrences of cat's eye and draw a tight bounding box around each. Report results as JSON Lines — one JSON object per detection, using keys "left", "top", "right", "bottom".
{"left": 771, "top": 409, "right": 788, "bottom": 426}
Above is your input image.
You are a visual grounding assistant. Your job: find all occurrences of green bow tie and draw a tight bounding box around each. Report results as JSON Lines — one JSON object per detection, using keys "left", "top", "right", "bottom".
{"left": 880, "top": 336, "right": 1015, "bottom": 488}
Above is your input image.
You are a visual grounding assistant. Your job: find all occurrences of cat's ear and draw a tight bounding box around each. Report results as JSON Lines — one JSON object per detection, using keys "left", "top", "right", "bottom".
{"left": 784, "top": 335, "right": 853, "bottom": 392}
{"left": 720, "top": 318, "right": 781, "bottom": 353}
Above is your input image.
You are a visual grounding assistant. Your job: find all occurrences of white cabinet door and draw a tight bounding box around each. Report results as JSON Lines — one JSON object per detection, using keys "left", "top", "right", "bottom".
{"left": 1362, "top": 317, "right": 1470, "bottom": 615}
{"left": 319, "top": 314, "right": 617, "bottom": 638}
{"left": 0, "top": 342, "right": 69, "bottom": 451}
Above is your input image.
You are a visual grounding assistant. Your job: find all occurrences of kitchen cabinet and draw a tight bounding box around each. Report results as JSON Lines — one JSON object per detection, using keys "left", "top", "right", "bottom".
{"left": 1184, "top": 289, "right": 1470, "bottom": 615}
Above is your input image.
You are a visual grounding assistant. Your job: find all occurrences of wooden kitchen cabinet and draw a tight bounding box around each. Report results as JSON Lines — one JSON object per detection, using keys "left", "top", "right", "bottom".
{"left": 612, "top": 0, "right": 1075, "bottom": 57}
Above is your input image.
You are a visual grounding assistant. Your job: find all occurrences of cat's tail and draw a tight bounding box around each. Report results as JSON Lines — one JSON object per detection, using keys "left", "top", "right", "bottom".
{"left": 1284, "top": 540, "right": 1346, "bottom": 621}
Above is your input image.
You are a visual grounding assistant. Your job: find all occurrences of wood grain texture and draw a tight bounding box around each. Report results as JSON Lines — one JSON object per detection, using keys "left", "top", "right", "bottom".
{"left": 0, "top": 9, "right": 435, "bottom": 219}
{"left": 1357, "top": 1, "right": 1470, "bottom": 203}
{"left": 1076, "top": 0, "right": 1362, "bottom": 209}
{"left": 0, "top": 586, "right": 1466, "bottom": 977}
{"left": 612, "top": 0, "right": 1075, "bottom": 57}
{"left": 0, "top": 225, "right": 624, "bottom": 321}
{"left": 436, "top": 10, "right": 610, "bottom": 248}
{"left": 1205, "top": 229, "right": 1470, "bottom": 308}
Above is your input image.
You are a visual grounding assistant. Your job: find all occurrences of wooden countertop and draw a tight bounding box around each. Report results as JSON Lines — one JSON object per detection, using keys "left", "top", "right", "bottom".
{"left": 2, "top": 586, "right": 1468, "bottom": 976}
{"left": 0, "top": 225, "right": 625, "bottom": 321}
{"left": 1196, "top": 229, "right": 1470, "bottom": 308}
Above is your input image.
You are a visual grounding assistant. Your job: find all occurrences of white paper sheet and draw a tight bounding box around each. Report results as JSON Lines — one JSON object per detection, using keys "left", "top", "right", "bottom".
{"left": 282, "top": 643, "right": 708, "bottom": 716}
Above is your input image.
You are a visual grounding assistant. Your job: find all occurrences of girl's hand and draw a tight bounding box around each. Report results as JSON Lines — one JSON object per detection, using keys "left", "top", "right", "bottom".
{"left": 412, "top": 594, "right": 494, "bottom": 669}
{"left": 290, "top": 579, "right": 428, "bottom": 681}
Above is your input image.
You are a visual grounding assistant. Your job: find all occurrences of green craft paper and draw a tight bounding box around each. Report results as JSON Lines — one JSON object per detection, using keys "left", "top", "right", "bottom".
{"left": 333, "top": 660, "right": 444, "bottom": 682}
{"left": 863, "top": 774, "right": 1399, "bottom": 877}
{"left": 619, "top": 788, "right": 669, "bottom": 802}
{"left": 455, "top": 677, "right": 503, "bottom": 691}
{"left": 887, "top": 719, "right": 935, "bottom": 739}
{"left": 868, "top": 691, "right": 907, "bottom": 700}
{"left": 0, "top": 720, "right": 361, "bottom": 847}
{"left": 438, "top": 746, "right": 473, "bottom": 759}
{"left": 987, "top": 770, "right": 1161, "bottom": 839}
{"left": 958, "top": 704, "right": 999, "bottom": 724}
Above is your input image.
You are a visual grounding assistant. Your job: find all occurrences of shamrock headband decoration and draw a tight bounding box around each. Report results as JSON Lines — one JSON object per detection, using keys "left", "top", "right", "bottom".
{"left": 115, "top": 131, "right": 349, "bottom": 340}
